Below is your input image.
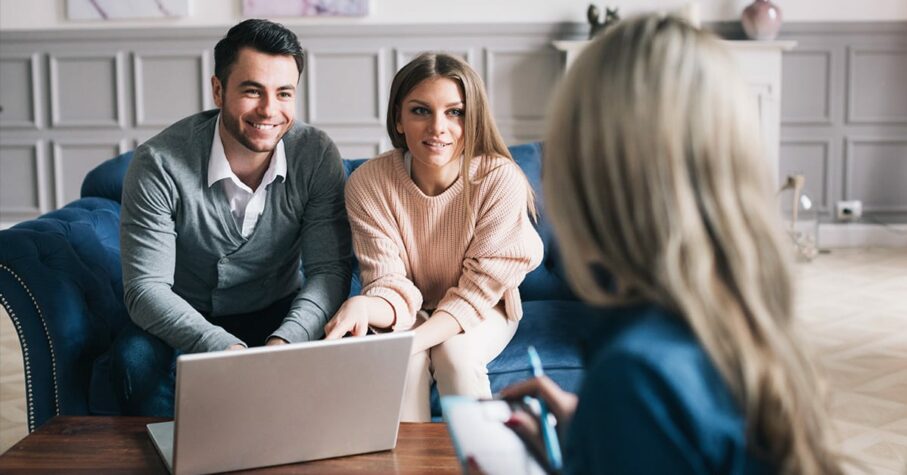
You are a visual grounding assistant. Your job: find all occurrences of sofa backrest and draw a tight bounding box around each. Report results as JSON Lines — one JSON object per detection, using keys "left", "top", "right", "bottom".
{"left": 81, "top": 151, "right": 134, "bottom": 203}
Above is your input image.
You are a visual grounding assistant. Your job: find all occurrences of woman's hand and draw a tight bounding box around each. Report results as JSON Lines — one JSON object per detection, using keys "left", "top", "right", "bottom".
{"left": 499, "top": 376, "right": 578, "bottom": 468}
{"left": 411, "top": 310, "right": 462, "bottom": 354}
{"left": 324, "top": 296, "right": 375, "bottom": 339}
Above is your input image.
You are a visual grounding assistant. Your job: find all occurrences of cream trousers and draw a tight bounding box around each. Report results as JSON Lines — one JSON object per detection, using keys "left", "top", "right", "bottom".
{"left": 400, "top": 304, "right": 519, "bottom": 422}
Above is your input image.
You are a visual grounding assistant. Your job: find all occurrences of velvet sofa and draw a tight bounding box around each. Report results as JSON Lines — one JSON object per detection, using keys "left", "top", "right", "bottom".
{"left": 0, "top": 142, "right": 597, "bottom": 431}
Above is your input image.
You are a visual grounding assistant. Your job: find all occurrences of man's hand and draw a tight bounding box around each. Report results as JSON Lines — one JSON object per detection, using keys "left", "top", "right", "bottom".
{"left": 324, "top": 296, "right": 373, "bottom": 339}
{"left": 227, "top": 343, "right": 246, "bottom": 351}
{"left": 265, "top": 336, "right": 289, "bottom": 346}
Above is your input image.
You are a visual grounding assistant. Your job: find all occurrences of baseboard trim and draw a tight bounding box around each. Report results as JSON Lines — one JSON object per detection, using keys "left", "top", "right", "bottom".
{"left": 819, "top": 223, "right": 907, "bottom": 248}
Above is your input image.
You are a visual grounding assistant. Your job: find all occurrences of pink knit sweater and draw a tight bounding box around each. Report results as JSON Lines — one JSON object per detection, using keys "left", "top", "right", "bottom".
{"left": 345, "top": 149, "right": 544, "bottom": 332}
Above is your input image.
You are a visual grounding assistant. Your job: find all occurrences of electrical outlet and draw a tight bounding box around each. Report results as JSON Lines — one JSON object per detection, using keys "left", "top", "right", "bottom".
{"left": 836, "top": 200, "right": 863, "bottom": 221}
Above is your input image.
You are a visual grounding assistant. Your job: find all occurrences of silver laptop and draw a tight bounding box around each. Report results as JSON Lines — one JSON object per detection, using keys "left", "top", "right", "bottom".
{"left": 147, "top": 332, "right": 414, "bottom": 475}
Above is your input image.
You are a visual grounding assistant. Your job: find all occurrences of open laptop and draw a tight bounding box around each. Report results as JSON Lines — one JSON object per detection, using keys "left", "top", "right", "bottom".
{"left": 147, "top": 332, "right": 414, "bottom": 475}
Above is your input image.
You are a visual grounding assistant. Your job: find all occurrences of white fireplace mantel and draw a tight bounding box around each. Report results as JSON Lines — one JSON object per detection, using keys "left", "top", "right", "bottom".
{"left": 552, "top": 39, "right": 797, "bottom": 187}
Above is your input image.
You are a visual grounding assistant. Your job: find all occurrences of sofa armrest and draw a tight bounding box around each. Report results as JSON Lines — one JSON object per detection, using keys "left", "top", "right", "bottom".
{"left": 0, "top": 199, "right": 129, "bottom": 430}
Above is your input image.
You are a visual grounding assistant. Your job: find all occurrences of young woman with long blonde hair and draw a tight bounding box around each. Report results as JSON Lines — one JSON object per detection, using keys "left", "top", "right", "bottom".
{"left": 499, "top": 14, "right": 843, "bottom": 474}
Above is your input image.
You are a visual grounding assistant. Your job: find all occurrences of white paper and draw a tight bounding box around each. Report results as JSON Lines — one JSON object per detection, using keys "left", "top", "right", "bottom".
{"left": 441, "top": 396, "right": 547, "bottom": 475}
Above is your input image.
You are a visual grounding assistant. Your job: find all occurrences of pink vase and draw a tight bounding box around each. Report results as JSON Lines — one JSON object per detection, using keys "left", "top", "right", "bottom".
{"left": 741, "top": 0, "right": 782, "bottom": 40}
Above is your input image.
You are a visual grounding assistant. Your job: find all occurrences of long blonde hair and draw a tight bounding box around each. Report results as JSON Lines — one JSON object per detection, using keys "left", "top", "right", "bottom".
{"left": 387, "top": 52, "right": 536, "bottom": 219}
{"left": 545, "top": 15, "right": 841, "bottom": 474}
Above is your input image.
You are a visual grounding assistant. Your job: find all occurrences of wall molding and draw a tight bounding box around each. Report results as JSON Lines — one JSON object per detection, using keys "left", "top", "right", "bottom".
{"left": 780, "top": 138, "right": 832, "bottom": 211}
{"left": 393, "top": 48, "right": 477, "bottom": 73}
{"left": 305, "top": 48, "right": 387, "bottom": 127}
{"left": 51, "top": 139, "right": 127, "bottom": 208}
{"left": 843, "top": 137, "right": 907, "bottom": 213}
{"left": 781, "top": 49, "right": 833, "bottom": 125}
{"left": 0, "top": 140, "right": 44, "bottom": 216}
{"left": 49, "top": 51, "right": 126, "bottom": 128}
{"left": 132, "top": 50, "right": 209, "bottom": 127}
{"left": 845, "top": 46, "right": 907, "bottom": 125}
{"left": 0, "top": 53, "right": 43, "bottom": 129}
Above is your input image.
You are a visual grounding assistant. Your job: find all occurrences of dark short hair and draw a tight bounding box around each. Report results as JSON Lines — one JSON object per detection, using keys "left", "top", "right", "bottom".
{"left": 214, "top": 19, "right": 304, "bottom": 85}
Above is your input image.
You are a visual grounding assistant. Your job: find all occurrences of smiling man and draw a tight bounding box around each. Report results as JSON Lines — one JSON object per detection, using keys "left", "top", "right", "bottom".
{"left": 113, "top": 19, "right": 352, "bottom": 416}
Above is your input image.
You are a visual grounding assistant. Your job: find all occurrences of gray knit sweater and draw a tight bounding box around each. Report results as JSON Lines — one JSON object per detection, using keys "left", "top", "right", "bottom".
{"left": 120, "top": 110, "right": 352, "bottom": 353}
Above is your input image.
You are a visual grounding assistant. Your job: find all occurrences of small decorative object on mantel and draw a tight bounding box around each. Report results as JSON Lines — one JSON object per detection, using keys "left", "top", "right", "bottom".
{"left": 587, "top": 4, "right": 620, "bottom": 39}
{"left": 741, "top": 0, "right": 783, "bottom": 40}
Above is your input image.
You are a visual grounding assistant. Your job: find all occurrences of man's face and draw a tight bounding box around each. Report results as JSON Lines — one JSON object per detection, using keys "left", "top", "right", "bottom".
{"left": 212, "top": 48, "right": 299, "bottom": 158}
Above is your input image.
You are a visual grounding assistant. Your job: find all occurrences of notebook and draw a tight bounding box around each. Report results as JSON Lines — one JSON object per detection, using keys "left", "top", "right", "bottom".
{"left": 441, "top": 395, "right": 547, "bottom": 475}
{"left": 147, "top": 332, "right": 414, "bottom": 474}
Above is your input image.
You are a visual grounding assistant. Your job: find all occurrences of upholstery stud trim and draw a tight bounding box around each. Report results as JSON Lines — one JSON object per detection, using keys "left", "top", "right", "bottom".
{"left": 0, "top": 264, "right": 62, "bottom": 432}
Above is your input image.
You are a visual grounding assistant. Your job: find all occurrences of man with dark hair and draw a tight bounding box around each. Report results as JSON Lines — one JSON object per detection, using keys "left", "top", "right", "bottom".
{"left": 112, "top": 19, "right": 352, "bottom": 416}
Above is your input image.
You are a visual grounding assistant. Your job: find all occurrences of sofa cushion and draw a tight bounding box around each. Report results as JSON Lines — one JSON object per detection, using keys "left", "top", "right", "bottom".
{"left": 489, "top": 300, "right": 597, "bottom": 392}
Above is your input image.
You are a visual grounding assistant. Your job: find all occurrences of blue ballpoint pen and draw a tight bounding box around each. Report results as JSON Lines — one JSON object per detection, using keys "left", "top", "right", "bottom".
{"left": 527, "top": 345, "right": 563, "bottom": 471}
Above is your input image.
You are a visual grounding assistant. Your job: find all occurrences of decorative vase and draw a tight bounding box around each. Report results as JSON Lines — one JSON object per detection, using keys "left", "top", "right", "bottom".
{"left": 741, "top": 0, "right": 782, "bottom": 41}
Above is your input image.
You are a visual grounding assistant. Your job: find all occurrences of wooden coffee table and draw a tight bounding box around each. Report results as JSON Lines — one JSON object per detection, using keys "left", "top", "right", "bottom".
{"left": 0, "top": 416, "right": 460, "bottom": 473}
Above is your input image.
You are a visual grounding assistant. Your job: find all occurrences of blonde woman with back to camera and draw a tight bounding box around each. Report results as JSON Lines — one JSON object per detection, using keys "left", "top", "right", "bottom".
{"left": 494, "top": 14, "right": 844, "bottom": 475}
{"left": 324, "top": 53, "right": 543, "bottom": 422}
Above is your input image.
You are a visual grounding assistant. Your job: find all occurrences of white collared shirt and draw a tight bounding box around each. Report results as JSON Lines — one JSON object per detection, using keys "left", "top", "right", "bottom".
{"left": 207, "top": 114, "right": 287, "bottom": 238}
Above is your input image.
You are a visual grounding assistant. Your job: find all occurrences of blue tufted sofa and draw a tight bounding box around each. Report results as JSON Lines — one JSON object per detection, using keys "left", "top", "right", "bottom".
{"left": 0, "top": 142, "right": 597, "bottom": 432}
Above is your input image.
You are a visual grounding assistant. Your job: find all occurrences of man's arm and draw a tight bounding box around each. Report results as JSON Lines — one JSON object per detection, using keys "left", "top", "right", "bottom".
{"left": 269, "top": 139, "right": 353, "bottom": 343}
{"left": 121, "top": 146, "right": 244, "bottom": 353}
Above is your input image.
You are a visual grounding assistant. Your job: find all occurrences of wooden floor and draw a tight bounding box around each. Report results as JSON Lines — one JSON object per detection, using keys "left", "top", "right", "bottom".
{"left": 2, "top": 247, "right": 907, "bottom": 473}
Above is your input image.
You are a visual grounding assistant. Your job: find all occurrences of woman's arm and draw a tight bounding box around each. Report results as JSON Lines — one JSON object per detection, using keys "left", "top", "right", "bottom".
{"left": 324, "top": 159, "right": 423, "bottom": 338}
{"left": 434, "top": 163, "right": 544, "bottom": 332}
{"left": 411, "top": 310, "right": 462, "bottom": 354}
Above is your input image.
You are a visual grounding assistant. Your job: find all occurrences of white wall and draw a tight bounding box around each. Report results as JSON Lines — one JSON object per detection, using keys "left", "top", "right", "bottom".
{"left": 1, "top": 0, "right": 906, "bottom": 31}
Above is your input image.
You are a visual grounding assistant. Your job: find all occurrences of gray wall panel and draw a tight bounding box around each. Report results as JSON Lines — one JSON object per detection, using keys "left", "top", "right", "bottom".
{"left": 52, "top": 140, "right": 126, "bottom": 207}
{"left": 779, "top": 140, "right": 831, "bottom": 212}
{"left": 486, "top": 48, "right": 559, "bottom": 122}
{"left": 779, "top": 24, "right": 907, "bottom": 223}
{"left": 0, "top": 142, "right": 42, "bottom": 220}
{"left": 336, "top": 141, "right": 382, "bottom": 159}
{"left": 0, "top": 54, "right": 41, "bottom": 129}
{"left": 394, "top": 49, "right": 475, "bottom": 72}
{"left": 134, "top": 51, "right": 207, "bottom": 127}
{"left": 307, "top": 50, "right": 385, "bottom": 126}
{"left": 49, "top": 52, "right": 125, "bottom": 128}
{"left": 847, "top": 48, "right": 907, "bottom": 124}
{"left": 782, "top": 51, "right": 832, "bottom": 124}
{"left": 845, "top": 138, "right": 907, "bottom": 212}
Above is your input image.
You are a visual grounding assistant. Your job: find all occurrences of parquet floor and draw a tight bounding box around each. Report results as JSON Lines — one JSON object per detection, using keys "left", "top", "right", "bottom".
{"left": 1, "top": 247, "right": 906, "bottom": 473}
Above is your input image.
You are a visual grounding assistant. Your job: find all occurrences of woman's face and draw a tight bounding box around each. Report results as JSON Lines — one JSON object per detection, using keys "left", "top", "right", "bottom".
{"left": 395, "top": 77, "right": 465, "bottom": 172}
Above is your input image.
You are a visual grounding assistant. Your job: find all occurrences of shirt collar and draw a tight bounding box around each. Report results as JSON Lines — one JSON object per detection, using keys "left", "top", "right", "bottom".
{"left": 207, "top": 113, "right": 287, "bottom": 189}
